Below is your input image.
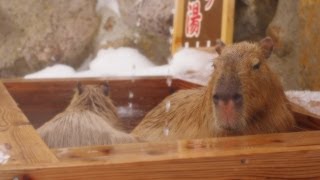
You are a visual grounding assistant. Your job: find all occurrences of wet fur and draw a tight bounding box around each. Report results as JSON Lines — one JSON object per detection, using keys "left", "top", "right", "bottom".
{"left": 37, "top": 85, "right": 137, "bottom": 148}
{"left": 132, "top": 40, "right": 295, "bottom": 141}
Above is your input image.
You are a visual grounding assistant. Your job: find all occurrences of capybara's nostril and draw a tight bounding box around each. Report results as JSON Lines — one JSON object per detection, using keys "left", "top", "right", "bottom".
{"left": 213, "top": 94, "right": 219, "bottom": 104}
{"left": 233, "top": 93, "right": 243, "bottom": 104}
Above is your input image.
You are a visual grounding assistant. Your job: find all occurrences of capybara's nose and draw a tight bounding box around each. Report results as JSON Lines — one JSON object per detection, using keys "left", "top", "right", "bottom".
{"left": 213, "top": 92, "right": 243, "bottom": 105}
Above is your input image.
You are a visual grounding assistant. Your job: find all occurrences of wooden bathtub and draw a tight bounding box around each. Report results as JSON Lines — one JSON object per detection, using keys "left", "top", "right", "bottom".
{"left": 0, "top": 77, "right": 320, "bottom": 179}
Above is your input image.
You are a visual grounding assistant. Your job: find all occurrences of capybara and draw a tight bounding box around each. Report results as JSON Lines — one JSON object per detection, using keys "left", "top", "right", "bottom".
{"left": 37, "top": 83, "right": 138, "bottom": 148}
{"left": 132, "top": 37, "right": 295, "bottom": 141}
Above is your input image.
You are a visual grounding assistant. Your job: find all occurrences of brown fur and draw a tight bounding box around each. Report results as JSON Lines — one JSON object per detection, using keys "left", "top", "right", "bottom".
{"left": 37, "top": 84, "right": 138, "bottom": 148}
{"left": 132, "top": 38, "right": 295, "bottom": 141}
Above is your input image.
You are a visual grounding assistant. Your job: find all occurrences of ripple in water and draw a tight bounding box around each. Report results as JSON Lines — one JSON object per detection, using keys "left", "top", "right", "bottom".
{"left": 129, "top": 91, "right": 134, "bottom": 99}
{"left": 128, "top": 102, "right": 133, "bottom": 109}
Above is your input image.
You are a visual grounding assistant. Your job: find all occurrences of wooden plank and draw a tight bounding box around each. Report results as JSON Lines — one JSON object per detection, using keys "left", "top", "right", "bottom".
{"left": 289, "top": 101, "right": 320, "bottom": 130}
{"left": 172, "top": 0, "right": 186, "bottom": 53}
{"left": 221, "top": 0, "right": 235, "bottom": 44}
{"left": 51, "top": 130, "right": 320, "bottom": 163}
{"left": 0, "top": 82, "right": 58, "bottom": 166}
{"left": 172, "top": 78, "right": 202, "bottom": 90}
{"left": 1, "top": 131, "right": 320, "bottom": 179}
{"left": 3, "top": 76, "right": 171, "bottom": 83}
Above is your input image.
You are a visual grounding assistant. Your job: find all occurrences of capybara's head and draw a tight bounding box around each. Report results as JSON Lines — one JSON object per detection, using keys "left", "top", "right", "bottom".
{"left": 70, "top": 82, "right": 116, "bottom": 112}
{"left": 210, "top": 37, "right": 284, "bottom": 134}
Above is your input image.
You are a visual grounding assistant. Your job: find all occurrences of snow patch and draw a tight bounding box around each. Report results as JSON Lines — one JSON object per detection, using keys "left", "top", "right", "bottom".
{"left": 171, "top": 48, "right": 215, "bottom": 85}
{"left": 89, "top": 47, "right": 155, "bottom": 76}
{"left": 24, "top": 47, "right": 216, "bottom": 84}
{"left": 96, "top": 0, "right": 120, "bottom": 15}
{"left": 25, "top": 64, "right": 76, "bottom": 79}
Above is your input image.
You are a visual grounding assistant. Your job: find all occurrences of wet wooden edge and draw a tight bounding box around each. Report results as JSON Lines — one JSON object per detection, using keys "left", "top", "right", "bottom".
{"left": 1, "top": 130, "right": 320, "bottom": 179}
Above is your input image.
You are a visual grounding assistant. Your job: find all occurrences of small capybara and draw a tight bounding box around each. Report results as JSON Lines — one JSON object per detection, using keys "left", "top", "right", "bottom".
{"left": 132, "top": 37, "right": 296, "bottom": 141}
{"left": 37, "top": 83, "right": 138, "bottom": 148}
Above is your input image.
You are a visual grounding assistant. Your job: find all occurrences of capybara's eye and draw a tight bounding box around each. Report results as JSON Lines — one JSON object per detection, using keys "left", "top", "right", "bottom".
{"left": 252, "top": 58, "right": 260, "bottom": 70}
{"left": 252, "top": 63, "right": 260, "bottom": 70}
{"left": 212, "top": 63, "right": 217, "bottom": 69}
{"left": 213, "top": 94, "right": 219, "bottom": 104}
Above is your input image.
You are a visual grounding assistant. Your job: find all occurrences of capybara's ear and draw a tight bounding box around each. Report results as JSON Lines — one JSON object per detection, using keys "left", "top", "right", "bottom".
{"left": 215, "top": 39, "right": 225, "bottom": 55}
{"left": 77, "top": 82, "right": 84, "bottom": 94}
{"left": 102, "top": 81, "right": 109, "bottom": 96}
{"left": 259, "top": 37, "right": 274, "bottom": 59}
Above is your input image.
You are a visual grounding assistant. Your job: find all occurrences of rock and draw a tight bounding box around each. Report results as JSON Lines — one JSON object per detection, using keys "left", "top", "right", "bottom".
{"left": 234, "top": 0, "right": 278, "bottom": 42}
{"left": 267, "top": 0, "right": 320, "bottom": 90}
{"left": 95, "top": 0, "right": 174, "bottom": 65}
{"left": 297, "top": 0, "right": 320, "bottom": 90}
{"left": 120, "top": 0, "right": 174, "bottom": 56}
{"left": 266, "top": 0, "right": 300, "bottom": 90}
{"left": 234, "top": 0, "right": 320, "bottom": 90}
{"left": 118, "top": 0, "right": 174, "bottom": 37}
{"left": 0, "top": 0, "right": 99, "bottom": 77}
{"left": 93, "top": 1, "right": 132, "bottom": 56}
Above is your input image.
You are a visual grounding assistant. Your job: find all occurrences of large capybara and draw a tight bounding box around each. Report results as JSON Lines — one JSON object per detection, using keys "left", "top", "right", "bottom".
{"left": 132, "top": 37, "right": 296, "bottom": 141}
{"left": 37, "top": 83, "right": 138, "bottom": 148}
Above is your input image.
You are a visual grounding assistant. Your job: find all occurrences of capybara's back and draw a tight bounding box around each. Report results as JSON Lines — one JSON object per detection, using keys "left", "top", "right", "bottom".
{"left": 38, "top": 83, "right": 137, "bottom": 148}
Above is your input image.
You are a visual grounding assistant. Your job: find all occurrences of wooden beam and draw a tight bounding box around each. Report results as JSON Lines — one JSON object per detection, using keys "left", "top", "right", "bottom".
{"left": 221, "top": 0, "right": 235, "bottom": 44}
{"left": 51, "top": 130, "right": 320, "bottom": 163}
{"left": 171, "top": 0, "right": 186, "bottom": 53}
{"left": 0, "top": 82, "right": 58, "bottom": 167}
{"left": 1, "top": 131, "right": 320, "bottom": 179}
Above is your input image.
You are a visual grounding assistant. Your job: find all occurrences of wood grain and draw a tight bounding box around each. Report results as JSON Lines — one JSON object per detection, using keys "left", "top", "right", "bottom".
{"left": 289, "top": 101, "right": 320, "bottom": 130}
{"left": 171, "top": 0, "right": 185, "bottom": 53}
{"left": 1, "top": 131, "right": 320, "bottom": 179}
{"left": 221, "top": 0, "right": 235, "bottom": 44}
{"left": 51, "top": 130, "right": 320, "bottom": 163}
{"left": 0, "top": 81, "right": 58, "bottom": 167}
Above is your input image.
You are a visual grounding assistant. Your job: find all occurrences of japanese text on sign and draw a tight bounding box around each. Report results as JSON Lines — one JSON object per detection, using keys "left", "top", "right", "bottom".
{"left": 185, "top": 0, "right": 203, "bottom": 38}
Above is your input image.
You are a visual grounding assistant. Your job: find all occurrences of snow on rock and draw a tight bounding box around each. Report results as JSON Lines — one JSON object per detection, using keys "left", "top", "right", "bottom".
{"left": 170, "top": 48, "right": 216, "bottom": 85}
{"left": 24, "top": 64, "right": 76, "bottom": 79}
{"left": 96, "top": 0, "right": 120, "bottom": 16}
{"left": 171, "top": 48, "right": 215, "bottom": 75}
{"left": 89, "top": 47, "right": 155, "bottom": 76}
{"left": 24, "top": 47, "right": 216, "bottom": 82}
